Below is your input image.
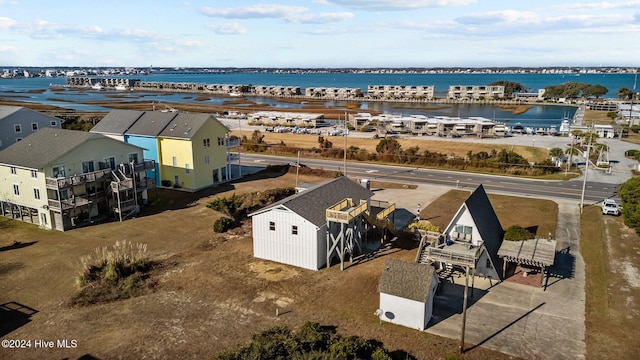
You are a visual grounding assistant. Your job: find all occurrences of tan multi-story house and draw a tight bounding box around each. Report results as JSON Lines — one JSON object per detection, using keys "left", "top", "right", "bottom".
{"left": 0, "top": 128, "right": 155, "bottom": 231}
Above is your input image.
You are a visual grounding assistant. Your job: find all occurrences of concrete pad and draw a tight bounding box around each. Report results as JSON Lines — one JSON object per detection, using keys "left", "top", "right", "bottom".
{"left": 371, "top": 184, "right": 450, "bottom": 229}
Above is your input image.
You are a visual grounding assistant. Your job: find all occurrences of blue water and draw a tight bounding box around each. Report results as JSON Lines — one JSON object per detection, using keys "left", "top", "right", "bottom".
{"left": 1, "top": 72, "right": 635, "bottom": 128}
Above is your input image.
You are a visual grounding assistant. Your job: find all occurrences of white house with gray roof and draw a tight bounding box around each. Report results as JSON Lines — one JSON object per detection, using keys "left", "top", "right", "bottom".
{"left": 378, "top": 258, "right": 439, "bottom": 331}
{"left": 249, "top": 176, "right": 374, "bottom": 270}
{"left": 0, "top": 106, "right": 62, "bottom": 151}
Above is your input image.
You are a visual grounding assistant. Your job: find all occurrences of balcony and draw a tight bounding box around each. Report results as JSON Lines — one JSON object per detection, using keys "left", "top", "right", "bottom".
{"left": 132, "top": 160, "right": 156, "bottom": 173}
{"left": 48, "top": 197, "right": 91, "bottom": 211}
{"left": 45, "top": 169, "right": 112, "bottom": 190}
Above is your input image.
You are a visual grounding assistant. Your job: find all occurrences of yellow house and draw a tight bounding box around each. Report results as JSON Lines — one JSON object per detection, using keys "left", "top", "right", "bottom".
{"left": 157, "top": 113, "right": 230, "bottom": 191}
{"left": 0, "top": 128, "right": 154, "bottom": 231}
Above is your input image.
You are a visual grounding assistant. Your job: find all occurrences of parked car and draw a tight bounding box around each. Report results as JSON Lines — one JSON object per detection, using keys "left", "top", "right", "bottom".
{"left": 288, "top": 161, "right": 308, "bottom": 168}
{"left": 601, "top": 199, "right": 620, "bottom": 216}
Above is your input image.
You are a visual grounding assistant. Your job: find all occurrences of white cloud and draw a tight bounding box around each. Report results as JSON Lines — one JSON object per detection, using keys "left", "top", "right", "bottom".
{"left": 207, "top": 22, "right": 248, "bottom": 35}
{"left": 0, "top": 0, "right": 19, "bottom": 5}
{"left": 200, "top": 4, "right": 307, "bottom": 19}
{"left": 325, "top": 0, "right": 476, "bottom": 10}
{"left": 288, "top": 12, "right": 354, "bottom": 24}
{"left": 549, "top": 1, "right": 640, "bottom": 11}
{"left": 0, "top": 16, "right": 18, "bottom": 29}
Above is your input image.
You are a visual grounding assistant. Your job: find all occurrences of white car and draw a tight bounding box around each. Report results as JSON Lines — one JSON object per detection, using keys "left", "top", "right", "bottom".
{"left": 601, "top": 199, "right": 620, "bottom": 216}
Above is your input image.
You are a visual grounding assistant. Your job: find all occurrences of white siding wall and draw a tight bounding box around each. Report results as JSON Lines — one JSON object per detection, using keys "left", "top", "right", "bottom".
{"left": 379, "top": 293, "right": 427, "bottom": 331}
{"left": 252, "top": 209, "right": 321, "bottom": 270}
{"left": 476, "top": 250, "right": 500, "bottom": 279}
{"left": 447, "top": 206, "right": 484, "bottom": 246}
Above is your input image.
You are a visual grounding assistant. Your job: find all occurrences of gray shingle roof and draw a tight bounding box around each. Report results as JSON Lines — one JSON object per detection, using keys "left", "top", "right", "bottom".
{"left": 157, "top": 113, "right": 213, "bottom": 140}
{"left": 0, "top": 105, "right": 22, "bottom": 119}
{"left": 378, "top": 258, "right": 436, "bottom": 302}
{"left": 0, "top": 105, "right": 61, "bottom": 125}
{"left": 250, "top": 176, "right": 374, "bottom": 227}
{"left": 125, "top": 111, "right": 178, "bottom": 137}
{"left": 0, "top": 128, "right": 102, "bottom": 169}
{"left": 90, "top": 109, "right": 144, "bottom": 135}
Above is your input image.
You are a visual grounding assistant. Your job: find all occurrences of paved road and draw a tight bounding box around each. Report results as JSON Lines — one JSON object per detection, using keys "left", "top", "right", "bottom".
{"left": 239, "top": 153, "right": 619, "bottom": 204}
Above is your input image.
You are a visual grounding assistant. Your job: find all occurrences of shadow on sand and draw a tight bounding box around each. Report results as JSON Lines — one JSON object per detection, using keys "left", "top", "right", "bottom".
{"left": 0, "top": 302, "right": 38, "bottom": 338}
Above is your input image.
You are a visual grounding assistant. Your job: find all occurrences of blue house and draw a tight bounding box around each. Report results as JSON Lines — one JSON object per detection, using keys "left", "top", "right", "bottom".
{"left": 91, "top": 110, "right": 178, "bottom": 186}
{"left": 122, "top": 111, "right": 178, "bottom": 186}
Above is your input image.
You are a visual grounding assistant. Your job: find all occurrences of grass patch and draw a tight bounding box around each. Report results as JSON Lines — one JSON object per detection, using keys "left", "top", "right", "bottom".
{"left": 72, "top": 240, "right": 154, "bottom": 306}
{"left": 581, "top": 206, "right": 640, "bottom": 359}
{"left": 422, "top": 190, "right": 557, "bottom": 237}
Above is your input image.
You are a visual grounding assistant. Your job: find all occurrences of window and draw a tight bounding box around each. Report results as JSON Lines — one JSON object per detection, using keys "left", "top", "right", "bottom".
{"left": 31, "top": 123, "right": 38, "bottom": 131}
{"left": 33, "top": 188, "right": 40, "bottom": 200}
{"left": 217, "top": 137, "right": 224, "bottom": 146}
{"left": 455, "top": 224, "right": 473, "bottom": 235}
{"left": 128, "top": 153, "right": 139, "bottom": 164}
{"left": 204, "top": 155, "right": 210, "bottom": 165}
{"left": 203, "top": 138, "right": 211, "bottom": 148}
{"left": 51, "top": 120, "right": 57, "bottom": 126}
{"left": 104, "top": 157, "right": 116, "bottom": 170}
{"left": 269, "top": 221, "right": 275, "bottom": 231}
{"left": 31, "top": 170, "right": 37, "bottom": 178}
{"left": 10, "top": 167, "right": 17, "bottom": 175}
{"left": 82, "top": 160, "right": 95, "bottom": 173}
{"left": 185, "top": 163, "right": 190, "bottom": 174}
{"left": 14, "top": 124, "right": 22, "bottom": 133}
{"left": 172, "top": 156, "right": 177, "bottom": 167}
{"left": 16, "top": 138, "right": 22, "bottom": 142}
{"left": 52, "top": 165, "right": 66, "bottom": 178}
{"left": 292, "top": 225, "right": 298, "bottom": 235}
{"left": 13, "top": 184, "right": 20, "bottom": 196}
{"left": 486, "top": 258, "right": 491, "bottom": 268}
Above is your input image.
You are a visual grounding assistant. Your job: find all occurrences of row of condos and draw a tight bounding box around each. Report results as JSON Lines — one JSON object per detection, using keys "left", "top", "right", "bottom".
{"left": 66, "top": 76, "right": 138, "bottom": 88}
{"left": 448, "top": 85, "right": 506, "bottom": 100}
{"left": 348, "top": 113, "right": 506, "bottom": 138}
{"left": 367, "top": 85, "right": 435, "bottom": 100}
{"left": 0, "top": 128, "right": 153, "bottom": 231}
{"left": 247, "top": 111, "right": 325, "bottom": 128}
{"left": 90, "top": 110, "right": 236, "bottom": 191}
{"left": 305, "top": 87, "right": 362, "bottom": 99}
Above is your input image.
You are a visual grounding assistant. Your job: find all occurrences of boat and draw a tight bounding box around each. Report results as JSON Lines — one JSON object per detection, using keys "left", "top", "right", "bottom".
{"left": 511, "top": 122, "right": 524, "bottom": 134}
{"left": 115, "top": 85, "right": 128, "bottom": 91}
{"left": 91, "top": 83, "right": 103, "bottom": 90}
{"left": 229, "top": 92, "right": 243, "bottom": 97}
{"left": 559, "top": 119, "right": 571, "bottom": 134}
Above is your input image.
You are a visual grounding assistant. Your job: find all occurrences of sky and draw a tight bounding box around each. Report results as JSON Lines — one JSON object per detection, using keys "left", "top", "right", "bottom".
{"left": 1, "top": 0, "right": 639, "bottom": 68}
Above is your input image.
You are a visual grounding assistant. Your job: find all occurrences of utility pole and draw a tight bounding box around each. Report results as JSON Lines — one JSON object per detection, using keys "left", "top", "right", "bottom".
{"left": 580, "top": 126, "right": 592, "bottom": 211}
{"left": 343, "top": 112, "right": 348, "bottom": 177}
{"left": 460, "top": 265, "right": 470, "bottom": 354}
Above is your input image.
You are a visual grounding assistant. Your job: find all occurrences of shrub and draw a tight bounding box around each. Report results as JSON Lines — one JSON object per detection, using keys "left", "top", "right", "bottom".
{"left": 504, "top": 225, "right": 534, "bottom": 241}
{"left": 73, "top": 240, "right": 151, "bottom": 305}
{"left": 213, "top": 217, "right": 235, "bottom": 233}
{"left": 618, "top": 177, "right": 640, "bottom": 234}
{"left": 407, "top": 220, "right": 440, "bottom": 232}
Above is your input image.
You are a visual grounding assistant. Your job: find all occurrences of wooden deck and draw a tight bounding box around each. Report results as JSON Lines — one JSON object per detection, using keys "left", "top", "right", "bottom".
{"left": 498, "top": 238, "right": 557, "bottom": 267}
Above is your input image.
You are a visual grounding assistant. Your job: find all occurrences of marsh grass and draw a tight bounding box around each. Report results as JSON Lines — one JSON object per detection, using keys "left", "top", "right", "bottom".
{"left": 73, "top": 240, "right": 153, "bottom": 305}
